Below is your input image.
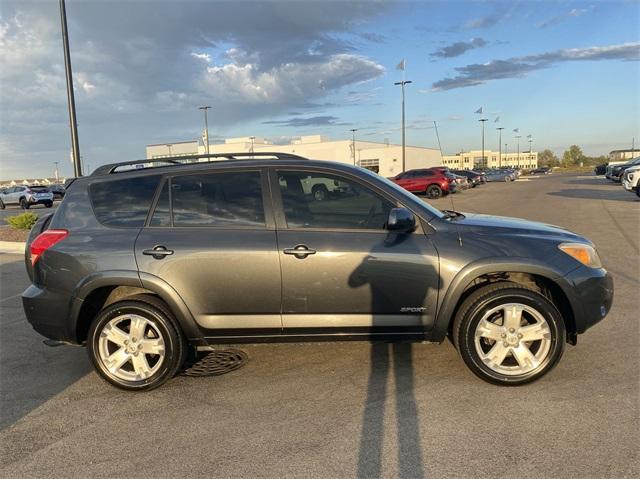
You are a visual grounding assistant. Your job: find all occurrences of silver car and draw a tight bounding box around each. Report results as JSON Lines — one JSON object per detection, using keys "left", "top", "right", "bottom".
{"left": 484, "top": 169, "right": 515, "bottom": 182}
{"left": 0, "top": 185, "right": 54, "bottom": 209}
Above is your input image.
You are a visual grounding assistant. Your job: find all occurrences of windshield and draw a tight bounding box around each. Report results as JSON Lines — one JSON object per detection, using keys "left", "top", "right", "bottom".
{"left": 358, "top": 167, "right": 446, "bottom": 219}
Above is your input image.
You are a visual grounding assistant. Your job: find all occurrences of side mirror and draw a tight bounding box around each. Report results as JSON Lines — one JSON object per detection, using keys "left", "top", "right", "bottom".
{"left": 386, "top": 207, "right": 416, "bottom": 232}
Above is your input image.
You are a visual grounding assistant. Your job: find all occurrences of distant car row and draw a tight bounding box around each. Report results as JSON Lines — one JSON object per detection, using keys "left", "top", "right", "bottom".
{"left": 390, "top": 167, "right": 524, "bottom": 198}
{"left": 0, "top": 184, "right": 65, "bottom": 209}
{"left": 599, "top": 157, "right": 640, "bottom": 197}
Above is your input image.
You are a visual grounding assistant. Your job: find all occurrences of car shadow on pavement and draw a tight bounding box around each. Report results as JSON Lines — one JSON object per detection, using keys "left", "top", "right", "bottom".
{"left": 548, "top": 189, "right": 637, "bottom": 202}
{"left": 348, "top": 230, "right": 440, "bottom": 478}
{"left": 0, "top": 257, "right": 92, "bottom": 430}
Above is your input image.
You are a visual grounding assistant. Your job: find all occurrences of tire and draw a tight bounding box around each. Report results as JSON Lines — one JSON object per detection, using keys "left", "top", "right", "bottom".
{"left": 635, "top": 187, "right": 640, "bottom": 198}
{"left": 19, "top": 198, "right": 29, "bottom": 209}
{"left": 0, "top": 199, "right": 4, "bottom": 210}
{"left": 45, "top": 202, "right": 53, "bottom": 208}
{"left": 312, "top": 185, "right": 328, "bottom": 201}
{"left": 425, "top": 184, "right": 442, "bottom": 199}
{"left": 504, "top": 176, "right": 511, "bottom": 182}
{"left": 87, "top": 294, "right": 187, "bottom": 391}
{"left": 452, "top": 282, "right": 565, "bottom": 386}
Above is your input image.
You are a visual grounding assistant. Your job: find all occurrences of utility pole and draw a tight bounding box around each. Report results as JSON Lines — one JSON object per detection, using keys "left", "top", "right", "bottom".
{"left": 59, "top": 0, "right": 81, "bottom": 177}
{"left": 249, "top": 136, "right": 255, "bottom": 155}
{"left": 199, "top": 106, "right": 212, "bottom": 154}
{"left": 394, "top": 79, "right": 412, "bottom": 172}
{"left": 167, "top": 144, "right": 173, "bottom": 156}
{"left": 349, "top": 129, "right": 358, "bottom": 166}
{"left": 496, "top": 127, "right": 504, "bottom": 168}
{"left": 479, "top": 118, "right": 488, "bottom": 169}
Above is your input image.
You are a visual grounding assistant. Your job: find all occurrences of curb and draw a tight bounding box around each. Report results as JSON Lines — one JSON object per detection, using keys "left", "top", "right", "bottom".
{"left": 0, "top": 241, "right": 26, "bottom": 254}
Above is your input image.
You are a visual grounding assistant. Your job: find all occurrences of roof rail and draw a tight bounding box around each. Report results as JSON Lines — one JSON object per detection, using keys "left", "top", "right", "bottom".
{"left": 91, "top": 152, "right": 308, "bottom": 176}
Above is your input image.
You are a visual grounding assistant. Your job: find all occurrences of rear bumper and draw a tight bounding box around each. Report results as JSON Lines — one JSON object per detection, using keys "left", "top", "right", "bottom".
{"left": 22, "top": 284, "right": 76, "bottom": 343}
{"left": 563, "top": 266, "right": 614, "bottom": 334}
{"left": 27, "top": 197, "right": 53, "bottom": 205}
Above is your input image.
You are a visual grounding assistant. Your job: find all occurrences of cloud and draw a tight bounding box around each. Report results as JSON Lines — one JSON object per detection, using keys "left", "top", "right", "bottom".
{"left": 464, "top": 13, "right": 505, "bottom": 30}
{"left": 432, "top": 42, "right": 640, "bottom": 91}
{"left": 190, "top": 52, "right": 212, "bottom": 63}
{"left": 537, "top": 6, "right": 594, "bottom": 29}
{"left": 263, "top": 116, "right": 349, "bottom": 127}
{"left": 357, "top": 32, "right": 386, "bottom": 43}
{"left": 430, "top": 38, "right": 487, "bottom": 58}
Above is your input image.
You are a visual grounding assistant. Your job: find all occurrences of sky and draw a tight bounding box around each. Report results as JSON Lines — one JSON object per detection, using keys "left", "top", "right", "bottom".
{"left": 0, "top": 0, "right": 639, "bottom": 179}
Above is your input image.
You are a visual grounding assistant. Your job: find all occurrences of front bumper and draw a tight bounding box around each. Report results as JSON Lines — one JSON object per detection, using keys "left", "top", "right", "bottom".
{"left": 563, "top": 266, "right": 614, "bottom": 334}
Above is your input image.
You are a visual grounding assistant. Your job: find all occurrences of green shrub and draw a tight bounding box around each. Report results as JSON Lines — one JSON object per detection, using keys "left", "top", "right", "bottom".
{"left": 6, "top": 212, "right": 38, "bottom": 230}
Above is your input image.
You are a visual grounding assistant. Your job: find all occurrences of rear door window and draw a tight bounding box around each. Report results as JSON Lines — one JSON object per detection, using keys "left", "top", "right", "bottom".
{"left": 90, "top": 175, "right": 161, "bottom": 227}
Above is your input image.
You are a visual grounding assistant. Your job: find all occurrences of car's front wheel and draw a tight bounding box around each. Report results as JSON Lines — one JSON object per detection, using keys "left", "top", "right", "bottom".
{"left": 453, "top": 282, "right": 565, "bottom": 386}
{"left": 426, "top": 184, "right": 442, "bottom": 199}
{"left": 88, "top": 295, "right": 186, "bottom": 391}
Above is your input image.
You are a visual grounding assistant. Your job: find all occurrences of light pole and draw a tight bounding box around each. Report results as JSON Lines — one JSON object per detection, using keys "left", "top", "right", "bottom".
{"left": 54, "top": 161, "right": 59, "bottom": 182}
{"left": 479, "top": 118, "right": 488, "bottom": 168}
{"left": 199, "top": 106, "right": 212, "bottom": 155}
{"left": 59, "top": 0, "right": 81, "bottom": 177}
{"left": 496, "top": 127, "right": 504, "bottom": 168}
{"left": 249, "top": 136, "right": 255, "bottom": 155}
{"left": 349, "top": 129, "right": 358, "bottom": 166}
{"left": 527, "top": 136, "right": 533, "bottom": 168}
{"left": 167, "top": 144, "right": 173, "bottom": 156}
{"left": 515, "top": 135, "right": 522, "bottom": 168}
{"left": 394, "top": 80, "right": 412, "bottom": 172}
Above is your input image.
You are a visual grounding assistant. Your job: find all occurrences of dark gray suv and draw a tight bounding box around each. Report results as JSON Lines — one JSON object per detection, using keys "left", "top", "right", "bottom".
{"left": 22, "top": 153, "right": 613, "bottom": 390}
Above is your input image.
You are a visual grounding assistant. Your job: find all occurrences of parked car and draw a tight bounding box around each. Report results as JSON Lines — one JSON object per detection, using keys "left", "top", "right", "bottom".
{"left": 0, "top": 185, "right": 54, "bottom": 209}
{"left": 531, "top": 167, "right": 552, "bottom": 175}
{"left": 448, "top": 173, "right": 470, "bottom": 191}
{"left": 594, "top": 164, "right": 607, "bottom": 175}
{"left": 50, "top": 184, "right": 66, "bottom": 200}
{"left": 605, "top": 160, "right": 632, "bottom": 179}
{"left": 609, "top": 157, "right": 640, "bottom": 182}
{"left": 450, "top": 169, "right": 483, "bottom": 188}
{"left": 393, "top": 168, "right": 452, "bottom": 198}
{"left": 622, "top": 165, "right": 640, "bottom": 197}
{"left": 484, "top": 169, "right": 515, "bottom": 182}
{"left": 22, "top": 153, "right": 613, "bottom": 391}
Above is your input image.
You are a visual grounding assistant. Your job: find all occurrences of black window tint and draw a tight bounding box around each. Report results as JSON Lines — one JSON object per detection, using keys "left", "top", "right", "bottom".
{"left": 90, "top": 175, "right": 160, "bottom": 227}
{"left": 278, "top": 171, "right": 394, "bottom": 230}
{"left": 172, "top": 171, "right": 265, "bottom": 227}
{"left": 150, "top": 180, "right": 170, "bottom": 227}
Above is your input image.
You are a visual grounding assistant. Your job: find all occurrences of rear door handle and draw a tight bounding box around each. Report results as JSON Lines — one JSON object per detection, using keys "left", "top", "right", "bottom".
{"left": 142, "top": 245, "right": 174, "bottom": 260}
{"left": 283, "top": 244, "right": 317, "bottom": 259}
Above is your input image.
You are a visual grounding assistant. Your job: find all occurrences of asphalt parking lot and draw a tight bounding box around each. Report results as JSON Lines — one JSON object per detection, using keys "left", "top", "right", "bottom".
{"left": 0, "top": 173, "right": 638, "bottom": 478}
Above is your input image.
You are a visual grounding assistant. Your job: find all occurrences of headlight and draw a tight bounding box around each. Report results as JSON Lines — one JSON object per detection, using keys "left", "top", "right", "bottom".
{"left": 558, "top": 243, "right": 602, "bottom": 268}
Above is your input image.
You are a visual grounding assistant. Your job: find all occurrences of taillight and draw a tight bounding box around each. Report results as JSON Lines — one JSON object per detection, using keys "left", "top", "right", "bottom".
{"left": 30, "top": 230, "right": 68, "bottom": 266}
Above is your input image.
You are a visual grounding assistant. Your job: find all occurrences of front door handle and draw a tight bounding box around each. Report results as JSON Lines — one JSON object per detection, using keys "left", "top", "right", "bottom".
{"left": 283, "top": 244, "right": 317, "bottom": 259}
{"left": 142, "top": 245, "right": 174, "bottom": 260}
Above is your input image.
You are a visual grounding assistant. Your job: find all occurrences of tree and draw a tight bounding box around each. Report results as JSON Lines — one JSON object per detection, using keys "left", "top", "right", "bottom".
{"left": 562, "top": 145, "right": 585, "bottom": 167}
{"left": 538, "top": 149, "right": 559, "bottom": 167}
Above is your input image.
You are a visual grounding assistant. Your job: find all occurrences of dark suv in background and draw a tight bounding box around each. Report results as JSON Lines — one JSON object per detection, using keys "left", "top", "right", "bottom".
{"left": 22, "top": 153, "right": 613, "bottom": 390}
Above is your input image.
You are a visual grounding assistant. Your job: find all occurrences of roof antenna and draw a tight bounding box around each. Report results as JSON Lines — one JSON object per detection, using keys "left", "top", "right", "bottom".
{"left": 435, "top": 120, "right": 462, "bottom": 246}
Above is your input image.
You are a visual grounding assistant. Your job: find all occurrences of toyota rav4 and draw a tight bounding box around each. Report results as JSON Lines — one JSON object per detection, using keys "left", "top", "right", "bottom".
{"left": 22, "top": 153, "right": 613, "bottom": 390}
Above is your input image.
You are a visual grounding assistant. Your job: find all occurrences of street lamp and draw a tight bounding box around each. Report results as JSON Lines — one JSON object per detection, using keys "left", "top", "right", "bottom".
{"left": 515, "top": 135, "right": 522, "bottom": 168}
{"left": 199, "top": 106, "right": 212, "bottom": 155}
{"left": 394, "top": 80, "right": 412, "bottom": 173}
{"left": 54, "top": 161, "right": 59, "bottom": 182}
{"left": 167, "top": 144, "right": 173, "bottom": 156}
{"left": 496, "top": 127, "right": 504, "bottom": 168}
{"left": 249, "top": 136, "right": 255, "bottom": 155}
{"left": 478, "top": 118, "right": 488, "bottom": 168}
{"left": 349, "top": 129, "right": 358, "bottom": 166}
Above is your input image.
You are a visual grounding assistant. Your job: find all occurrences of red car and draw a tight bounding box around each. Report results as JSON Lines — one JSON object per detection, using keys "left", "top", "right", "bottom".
{"left": 392, "top": 168, "right": 453, "bottom": 198}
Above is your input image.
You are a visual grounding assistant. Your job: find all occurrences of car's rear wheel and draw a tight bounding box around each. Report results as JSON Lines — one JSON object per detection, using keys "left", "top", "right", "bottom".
{"left": 426, "top": 184, "right": 442, "bottom": 199}
{"left": 88, "top": 295, "right": 186, "bottom": 391}
{"left": 45, "top": 202, "right": 53, "bottom": 208}
{"left": 312, "top": 185, "right": 328, "bottom": 201}
{"left": 453, "top": 282, "right": 565, "bottom": 386}
{"left": 19, "top": 198, "right": 29, "bottom": 209}
{"left": 0, "top": 199, "right": 4, "bottom": 209}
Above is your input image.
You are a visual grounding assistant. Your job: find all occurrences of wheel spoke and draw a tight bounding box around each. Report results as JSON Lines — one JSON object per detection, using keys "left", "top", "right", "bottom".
{"left": 140, "top": 338, "right": 164, "bottom": 355}
{"left": 482, "top": 342, "right": 510, "bottom": 368}
{"left": 476, "top": 319, "right": 505, "bottom": 341}
{"left": 105, "top": 348, "right": 130, "bottom": 374}
{"left": 129, "top": 316, "right": 147, "bottom": 340}
{"left": 131, "top": 354, "right": 152, "bottom": 379}
{"left": 101, "top": 323, "right": 129, "bottom": 347}
{"left": 503, "top": 304, "right": 524, "bottom": 331}
{"left": 519, "top": 322, "right": 550, "bottom": 342}
{"left": 511, "top": 344, "right": 539, "bottom": 370}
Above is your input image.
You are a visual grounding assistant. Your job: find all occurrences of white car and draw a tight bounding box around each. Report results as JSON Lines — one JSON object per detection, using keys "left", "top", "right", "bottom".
{"left": 622, "top": 165, "right": 640, "bottom": 197}
{"left": 0, "top": 185, "right": 54, "bottom": 209}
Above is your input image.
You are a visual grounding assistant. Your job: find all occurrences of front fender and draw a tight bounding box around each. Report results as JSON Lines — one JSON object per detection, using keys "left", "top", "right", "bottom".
{"left": 430, "top": 257, "right": 575, "bottom": 342}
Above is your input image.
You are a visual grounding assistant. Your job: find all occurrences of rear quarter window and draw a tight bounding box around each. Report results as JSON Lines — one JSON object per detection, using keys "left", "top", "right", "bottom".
{"left": 90, "top": 175, "right": 160, "bottom": 227}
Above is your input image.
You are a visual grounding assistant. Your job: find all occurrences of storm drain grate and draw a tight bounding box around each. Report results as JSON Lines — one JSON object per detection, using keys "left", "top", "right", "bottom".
{"left": 181, "top": 349, "right": 249, "bottom": 377}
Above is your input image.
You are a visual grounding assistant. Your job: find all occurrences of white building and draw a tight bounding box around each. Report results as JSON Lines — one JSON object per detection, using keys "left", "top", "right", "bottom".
{"left": 609, "top": 149, "right": 638, "bottom": 161}
{"left": 442, "top": 150, "right": 538, "bottom": 170}
{"left": 146, "top": 135, "right": 442, "bottom": 177}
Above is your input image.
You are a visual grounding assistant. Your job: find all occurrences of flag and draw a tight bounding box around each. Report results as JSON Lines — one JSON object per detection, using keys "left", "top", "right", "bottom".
{"left": 494, "top": 116, "right": 500, "bottom": 123}
{"left": 396, "top": 59, "right": 406, "bottom": 71}
{"left": 513, "top": 128, "right": 519, "bottom": 133}
{"left": 474, "top": 107, "right": 483, "bottom": 114}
